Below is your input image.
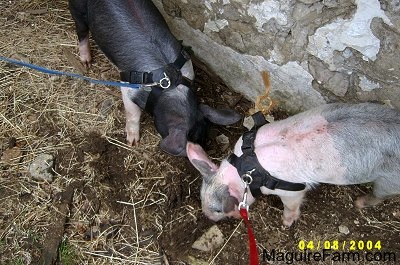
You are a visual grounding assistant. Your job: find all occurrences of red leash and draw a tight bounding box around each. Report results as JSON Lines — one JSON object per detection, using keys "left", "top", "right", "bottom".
{"left": 240, "top": 208, "right": 259, "bottom": 264}
{"left": 238, "top": 170, "right": 259, "bottom": 264}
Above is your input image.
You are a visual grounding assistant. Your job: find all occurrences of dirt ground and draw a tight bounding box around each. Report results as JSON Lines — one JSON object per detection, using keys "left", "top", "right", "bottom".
{"left": 1, "top": 1, "right": 399, "bottom": 265}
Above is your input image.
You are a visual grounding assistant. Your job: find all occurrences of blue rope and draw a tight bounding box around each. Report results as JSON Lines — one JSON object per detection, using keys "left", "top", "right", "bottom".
{"left": 0, "top": 55, "right": 141, "bottom": 90}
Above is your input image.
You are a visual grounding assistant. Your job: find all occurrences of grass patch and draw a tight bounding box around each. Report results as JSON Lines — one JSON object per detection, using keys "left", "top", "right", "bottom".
{"left": 11, "top": 259, "right": 24, "bottom": 265}
{"left": 58, "top": 239, "right": 77, "bottom": 265}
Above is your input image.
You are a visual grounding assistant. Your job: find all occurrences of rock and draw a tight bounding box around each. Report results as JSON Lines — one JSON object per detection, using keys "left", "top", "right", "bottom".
{"left": 28, "top": 154, "right": 55, "bottom": 182}
{"left": 243, "top": 116, "right": 255, "bottom": 130}
{"left": 49, "top": 76, "right": 60, "bottom": 82}
{"left": 243, "top": 113, "right": 274, "bottom": 130}
{"left": 338, "top": 225, "right": 350, "bottom": 235}
{"left": 192, "top": 225, "right": 224, "bottom": 252}
{"left": 309, "top": 59, "right": 349, "bottom": 97}
{"left": 216, "top": 134, "right": 230, "bottom": 152}
{"left": 215, "top": 134, "right": 229, "bottom": 145}
{"left": 383, "top": 100, "right": 395, "bottom": 109}
{"left": 265, "top": 114, "right": 275, "bottom": 123}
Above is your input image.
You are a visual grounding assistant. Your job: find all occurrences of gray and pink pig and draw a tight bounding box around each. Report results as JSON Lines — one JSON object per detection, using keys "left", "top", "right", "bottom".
{"left": 187, "top": 103, "right": 400, "bottom": 226}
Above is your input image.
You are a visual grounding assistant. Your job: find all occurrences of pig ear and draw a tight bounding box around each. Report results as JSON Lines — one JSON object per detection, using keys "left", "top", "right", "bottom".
{"left": 200, "top": 104, "right": 242, "bottom": 126}
{"left": 160, "top": 129, "right": 187, "bottom": 156}
{"left": 186, "top": 142, "right": 218, "bottom": 176}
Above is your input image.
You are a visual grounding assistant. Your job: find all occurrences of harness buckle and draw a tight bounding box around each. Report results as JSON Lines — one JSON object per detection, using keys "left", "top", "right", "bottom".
{"left": 238, "top": 201, "right": 249, "bottom": 211}
{"left": 241, "top": 169, "right": 255, "bottom": 185}
{"left": 238, "top": 187, "right": 249, "bottom": 211}
{"left": 238, "top": 169, "right": 255, "bottom": 212}
{"left": 159, "top": 72, "right": 171, "bottom": 89}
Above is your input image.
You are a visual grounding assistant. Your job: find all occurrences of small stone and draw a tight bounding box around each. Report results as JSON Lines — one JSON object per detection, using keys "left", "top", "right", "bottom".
{"left": 215, "top": 134, "right": 229, "bottom": 145}
{"left": 215, "top": 134, "right": 230, "bottom": 152}
{"left": 28, "top": 154, "right": 55, "bottom": 182}
{"left": 339, "top": 225, "right": 350, "bottom": 235}
{"left": 17, "top": 12, "right": 29, "bottom": 21}
{"left": 354, "top": 220, "right": 360, "bottom": 225}
{"left": 243, "top": 116, "right": 255, "bottom": 130}
{"left": 192, "top": 225, "right": 224, "bottom": 252}
{"left": 49, "top": 76, "right": 60, "bottom": 81}
{"left": 27, "top": 114, "right": 39, "bottom": 122}
{"left": 265, "top": 114, "right": 275, "bottom": 123}
{"left": 382, "top": 100, "right": 394, "bottom": 109}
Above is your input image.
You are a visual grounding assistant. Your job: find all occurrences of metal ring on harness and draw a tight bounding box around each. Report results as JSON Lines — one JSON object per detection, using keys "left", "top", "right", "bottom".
{"left": 241, "top": 169, "right": 255, "bottom": 185}
{"left": 159, "top": 72, "right": 171, "bottom": 89}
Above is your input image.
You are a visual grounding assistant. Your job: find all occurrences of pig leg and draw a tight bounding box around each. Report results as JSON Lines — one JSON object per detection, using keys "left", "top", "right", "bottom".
{"left": 68, "top": 0, "right": 91, "bottom": 68}
{"left": 279, "top": 191, "right": 306, "bottom": 227}
{"left": 354, "top": 194, "right": 382, "bottom": 208}
{"left": 121, "top": 87, "right": 142, "bottom": 146}
{"left": 78, "top": 37, "right": 91, "bottom": 68}
{"left": 355, "top": 176, "right": 400, "bottom": 208}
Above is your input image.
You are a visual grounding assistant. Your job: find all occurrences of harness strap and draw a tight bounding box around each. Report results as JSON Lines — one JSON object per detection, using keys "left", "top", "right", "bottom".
{"left": 241, "top": 111, "right": 267, "bottom": 156}
{"left": 121, "top": 48, "right": 193, "bottom": 115}
{"left": 228, "top": 112, "right": 306, "bottom": 198}
{"left": 120, "top": 49, "right": 191, "bottom": 88}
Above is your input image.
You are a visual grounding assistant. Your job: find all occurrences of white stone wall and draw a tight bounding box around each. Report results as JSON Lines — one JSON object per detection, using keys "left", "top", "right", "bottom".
{"left": 156, "top": 0, "right": 400, "bottom": 112}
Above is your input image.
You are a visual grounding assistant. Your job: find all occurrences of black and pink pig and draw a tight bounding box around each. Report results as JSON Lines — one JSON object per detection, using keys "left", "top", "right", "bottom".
{"left": 187, "top": 103, "right": 400, "bottom": 226}
{"left": 68, "top": 0, "right": 241, "bottom": 156}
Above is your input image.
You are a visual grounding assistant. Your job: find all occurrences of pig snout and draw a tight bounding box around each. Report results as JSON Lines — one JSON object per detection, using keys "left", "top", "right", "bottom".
{"left": 153, "top": 88, "right": 242, "bottom": 156}
{"left": 202, "top": 193, "right": 240, "bottom": 222}
{"left": 200, "top": 181, "right": 242, "bottom": 221}
{"left": 159, "top": 129, "right": 187, "bottom": 156}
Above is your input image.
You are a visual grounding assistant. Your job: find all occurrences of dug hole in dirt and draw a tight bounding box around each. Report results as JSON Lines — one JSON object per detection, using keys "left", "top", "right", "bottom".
{"left": 1, "top": 1, "right": 399, "bottom": 265}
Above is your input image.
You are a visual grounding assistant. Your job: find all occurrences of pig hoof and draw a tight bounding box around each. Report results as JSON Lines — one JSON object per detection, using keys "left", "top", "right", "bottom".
{"left": 126, "top": 136, "right": 140, "bottom": 147}
{"left": 126, "top": 122, "right": 140, "bottom": 146}
{"left": 79, "top": 38, "right": 91, "bottom": 69}
{"left": 355, "top": 195, "right": 382, "bottom": 208}
{"left": 83, "top": 61, "right": 91, "bottom": 69}
{"left": 126, "top": 131, "right": 140, "bottom": 146}
{"left": 282, "top": 212, "right": 299, "bottom": 227}
{"left": 283, "top": 218, "right": 294, "bottom": 227}
{"left": 80, "top": 56, "right": 91, "bottom": 69}
{"left": 355, "top": 197, "right": 366, "bottom": 208}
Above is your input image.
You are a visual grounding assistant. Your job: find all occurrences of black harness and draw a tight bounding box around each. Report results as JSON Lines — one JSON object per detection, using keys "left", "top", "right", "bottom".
{"left": 227, "top": 112, "right": 306, "bottom": 198}
{"left": 120, "top": 48, "right": 193, "bottom": 113}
